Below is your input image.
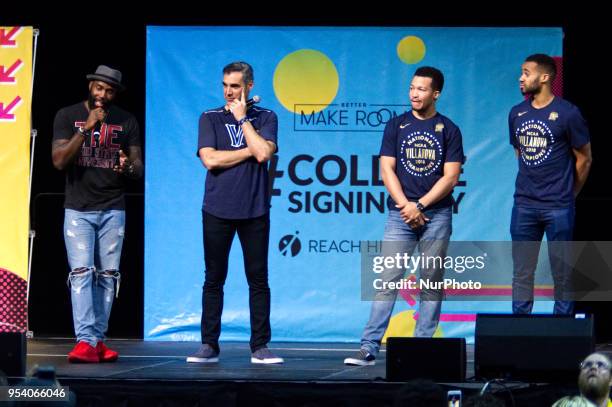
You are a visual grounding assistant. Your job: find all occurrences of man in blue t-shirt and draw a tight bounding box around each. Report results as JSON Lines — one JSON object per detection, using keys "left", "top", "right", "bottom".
{"left": 187, "top": 62, "right": 283, "bottom": 364}
{"left": 345, "top": 66, "right": 464, "bottom": 366}
{"left": 509, "top": 54, "right": 592, "bottom": 315}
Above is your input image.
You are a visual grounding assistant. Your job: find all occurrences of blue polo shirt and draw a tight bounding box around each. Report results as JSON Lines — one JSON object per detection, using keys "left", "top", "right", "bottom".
{"left": 380, "top": 110, "right": 464, "bottom": 210}
{"left": 197, "top": 106, "right": 278, "bottom": 219}
{"left": 509, "top": 97, "right": 590, "bottom": 208}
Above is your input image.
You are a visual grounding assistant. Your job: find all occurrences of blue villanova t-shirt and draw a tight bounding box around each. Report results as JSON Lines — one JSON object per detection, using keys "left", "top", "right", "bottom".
{"left": 509, "top": 97, "right": 590, "bottom": 208}
{"left": 379, "top": 111, "right": 464, "bottom": 210}
{"left": 197, "top": 106, "right": 278, "bottom": 219}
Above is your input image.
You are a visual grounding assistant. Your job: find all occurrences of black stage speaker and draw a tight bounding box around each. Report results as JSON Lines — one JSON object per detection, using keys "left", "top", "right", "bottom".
{"left": 0, "top": 332, "right": 26, "bottom": 376}
{"left": 475, "top": 314, "right": 595, "bottom": 383}
{"left": 386, "top": 337, "right": 466, "bottom": 382}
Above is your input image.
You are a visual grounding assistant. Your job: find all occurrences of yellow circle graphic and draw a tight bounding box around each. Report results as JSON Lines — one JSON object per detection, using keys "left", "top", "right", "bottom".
{"left": 397, "top": 36, "right": 426, "bottom": 65}
{"left": 273, "top": 49, "right": 339, "bottom": 114}
{"left": 382, "top": 310, "right": 443, "bottom": 342}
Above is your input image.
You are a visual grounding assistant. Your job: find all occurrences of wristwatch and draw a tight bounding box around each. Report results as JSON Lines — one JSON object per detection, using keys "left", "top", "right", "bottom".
{"left": 237, "top": 116, "right": 249, "bottom": 126}
{"left": 416, "top": 201, "right": 425, "bottom": 211}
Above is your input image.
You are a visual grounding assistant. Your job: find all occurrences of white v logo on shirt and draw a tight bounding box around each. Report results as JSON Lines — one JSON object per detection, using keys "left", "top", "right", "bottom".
{"left": 225, "top": 124, "right": 245, "bottom": 147}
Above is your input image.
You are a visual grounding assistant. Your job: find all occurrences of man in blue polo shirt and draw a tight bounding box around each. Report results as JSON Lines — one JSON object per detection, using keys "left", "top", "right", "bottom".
{"left": 509, "top": 54, "right": 592, "bottom": 315}
{"left": 187, "top": 61, "right": 283, "bottom": 364}
{"left": 345, "top": 66, "right": 464, "bottom": 366}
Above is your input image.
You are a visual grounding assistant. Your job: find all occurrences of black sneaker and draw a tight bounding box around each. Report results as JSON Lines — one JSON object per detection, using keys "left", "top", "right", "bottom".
{"left": 186, "top": 344, "right": 219, "bottom": 363}
{"left": 344, "top": 349, "right": 375, "bottom": 366}
{"left": 251, "top": 347, "right": 284, "bottom": 364}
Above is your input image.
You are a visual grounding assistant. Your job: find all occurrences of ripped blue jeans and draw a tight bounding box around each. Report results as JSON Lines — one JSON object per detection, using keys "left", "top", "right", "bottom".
{"left": 64, "top": 209, "right": 124, "bottom": 346}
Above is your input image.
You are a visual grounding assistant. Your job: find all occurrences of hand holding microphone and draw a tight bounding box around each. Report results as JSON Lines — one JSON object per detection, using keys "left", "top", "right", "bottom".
{"left": 85, "top": 107, "right": 107, "bottom": 131}
{"left": 83, "top": 106, "right": 107, "bottom": 147}
{"left": 226, "top": 89, "right": 261, "bottom": 117}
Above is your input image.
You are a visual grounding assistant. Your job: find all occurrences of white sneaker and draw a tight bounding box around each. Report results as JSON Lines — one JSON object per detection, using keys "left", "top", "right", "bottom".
{"left": 251, "top": 347, "right": 284, "bottom": 364}
{"left": 186, "top": 344, "right": 219, "bottom": 363}
{"left": 344, "top": 349, "right": 375, "bottom": 366}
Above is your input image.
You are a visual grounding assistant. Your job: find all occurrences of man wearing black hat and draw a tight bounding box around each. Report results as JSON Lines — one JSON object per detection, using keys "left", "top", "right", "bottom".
{"left": 52, "top": 65, "right": 142, "bottom": 363}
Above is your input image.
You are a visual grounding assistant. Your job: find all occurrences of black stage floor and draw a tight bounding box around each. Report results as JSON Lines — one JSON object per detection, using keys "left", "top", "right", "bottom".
{"left": 12, "top": 339, "right": 612, "bottom": 406}
{"left": 27, "top": 339, "right": 415, "bottom": 381}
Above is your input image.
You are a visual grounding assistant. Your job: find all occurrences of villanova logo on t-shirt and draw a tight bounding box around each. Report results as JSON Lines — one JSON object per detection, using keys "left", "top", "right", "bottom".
{"left": 515, "top": 119, "right": 555, "bottom": 167}
{"left": 400, "top": 131, "right": 443, "bottom": 177}
{"left": 225, "top": 124, "right": 245, "bottom": 148}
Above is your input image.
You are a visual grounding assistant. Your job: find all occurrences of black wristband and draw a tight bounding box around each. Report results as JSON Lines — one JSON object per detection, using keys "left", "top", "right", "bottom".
{"left": 77, "top": 126, "right": 91, "bottom": 137}
{"left": 416, "top": 201, "right": 425, "bottom": 211}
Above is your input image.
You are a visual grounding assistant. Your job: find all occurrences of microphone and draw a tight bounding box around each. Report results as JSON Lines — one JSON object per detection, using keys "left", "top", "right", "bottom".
{"left": 93, "top": 108, "right": 107, "bottom": 147}
{"left": 247, "top": 95, "right": 261, "bottom": 107}
{"left": 224, "top": 95, "right": 261, "bottom": 115}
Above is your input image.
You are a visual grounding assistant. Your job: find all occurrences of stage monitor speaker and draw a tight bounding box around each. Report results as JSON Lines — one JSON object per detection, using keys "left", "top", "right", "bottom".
{"left": 475, "top": 314, "right": 595, "bottom": 383}
{"left": 0, "top": 332, "right": 26, "bottom": 377}
{"left": 386, "top": 337, "right": 466, "bottom": 382}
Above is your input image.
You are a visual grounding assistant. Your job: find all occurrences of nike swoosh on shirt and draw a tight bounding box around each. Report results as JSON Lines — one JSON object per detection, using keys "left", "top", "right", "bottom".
{"left": 517, "top": 111, "right": 528, "bottom": 117}
{"left": 399, "top": 123, "right": 411, "bottom": 128}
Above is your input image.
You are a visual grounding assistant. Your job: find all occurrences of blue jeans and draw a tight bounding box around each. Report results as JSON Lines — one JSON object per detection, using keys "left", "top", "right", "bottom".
{"left": 361, "top": 207, "right": 452, "bottom": 356}
{"left": 511, "top": 205, "right": 575, "bottom": 315}
{"left": 64, "top": 209, "right": 124, "bottom": 346}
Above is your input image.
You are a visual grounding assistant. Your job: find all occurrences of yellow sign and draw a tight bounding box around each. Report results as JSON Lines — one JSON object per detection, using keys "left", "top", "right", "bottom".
{"left": 0, "top": 26, "right": 33, "bottom": 282}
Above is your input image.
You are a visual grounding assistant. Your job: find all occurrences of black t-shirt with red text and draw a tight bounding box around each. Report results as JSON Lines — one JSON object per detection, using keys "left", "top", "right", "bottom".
{"left": 53, "top": 102, "right": 140, "bottom": 210}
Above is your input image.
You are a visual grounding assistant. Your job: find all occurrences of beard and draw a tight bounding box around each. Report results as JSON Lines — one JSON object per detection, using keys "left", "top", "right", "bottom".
{"left": 87, "top": 92, "right": 112, "bottom": 110}
{"left": 411, "top": 100, "right": 432, "bottom": 114}
{"left": 579, "top": 373, "right": 610, "bottom": 401}
{"left": 521, "top": 82, "right": 541, "bottom": 96}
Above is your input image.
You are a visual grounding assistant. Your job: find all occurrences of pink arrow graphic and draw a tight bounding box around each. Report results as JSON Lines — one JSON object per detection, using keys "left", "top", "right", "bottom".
{"left": 0, "top": 27, "right": 22, "bottom": 46}
{"left": 400, "top": 284, "right": 554, "bottom": 298}
{"left": 0, "top": 96, "right": 22, "bottom": 120}
{"left": 413, "top": 312, "right": 477, "bottom": 323}
{"left": 0, "top": 59, "right": 23, "bottom": 83}
{"left": 399, "top": 283, "right": 555, "bottom": 325}
{"left": 399, "top": 275, "right": 418, "bottom": 306}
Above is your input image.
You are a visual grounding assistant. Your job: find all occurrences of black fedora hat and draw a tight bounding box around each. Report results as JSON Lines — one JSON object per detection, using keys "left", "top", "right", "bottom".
{"left": 86, "top": 65, "right": 125, "bottom": 90}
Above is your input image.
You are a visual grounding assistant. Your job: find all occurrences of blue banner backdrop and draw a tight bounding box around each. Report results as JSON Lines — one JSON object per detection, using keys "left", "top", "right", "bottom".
{"left": 145, "top": 27, "right": 562, "bottom": 342}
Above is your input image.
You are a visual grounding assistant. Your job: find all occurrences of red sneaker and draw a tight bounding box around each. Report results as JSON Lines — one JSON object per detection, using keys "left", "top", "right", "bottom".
{"left": 96, "top": 342, "right": 119, "bottom": 362}
{"left": 68, "top": 341, "right": 99, "bottom": 363}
